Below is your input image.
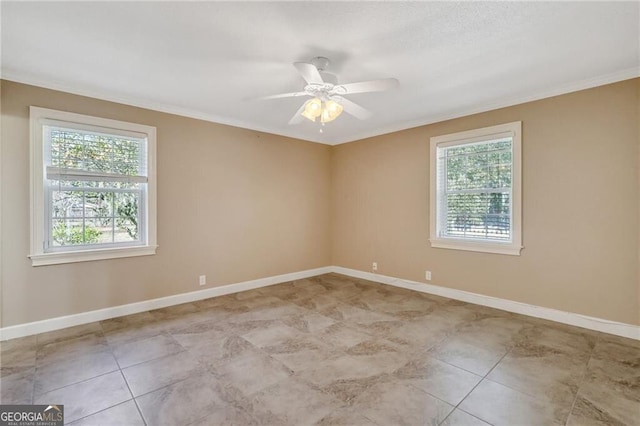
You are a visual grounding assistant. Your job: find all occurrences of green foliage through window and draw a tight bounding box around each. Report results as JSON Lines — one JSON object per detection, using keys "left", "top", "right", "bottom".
{"left": 50, "top": 128, "right": 142, "bottom": 176}
{"left": 53, "top": 222, "right": 102, "bottom": 245}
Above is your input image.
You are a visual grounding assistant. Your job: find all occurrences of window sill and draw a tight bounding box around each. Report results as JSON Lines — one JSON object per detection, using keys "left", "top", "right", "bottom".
{"left": 429, "top": 239, "right": 522, "bottom": 256}
{"left": 29, "top": 245, "right": 158, "bottom": 266}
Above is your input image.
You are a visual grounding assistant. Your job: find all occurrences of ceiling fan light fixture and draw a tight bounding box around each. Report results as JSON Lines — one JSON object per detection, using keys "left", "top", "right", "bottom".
{"left": 321, "top": 100, "right": 343, "bottom": 123}
{"left": 301, "top": 97, "right": 344, "bottom": 124}
{"left": 301, "top": 98, "right": 322, "bottom": 122}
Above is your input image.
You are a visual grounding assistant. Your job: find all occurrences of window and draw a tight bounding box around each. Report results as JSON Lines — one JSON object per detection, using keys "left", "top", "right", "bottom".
{"left": 29, "top": 107, "right": 157, "bottom": 266}
{"left": 430, "top": 121, "right": 522, "bottom": 255}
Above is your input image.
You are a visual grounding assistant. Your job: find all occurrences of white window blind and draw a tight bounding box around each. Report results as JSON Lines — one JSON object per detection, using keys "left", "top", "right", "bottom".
{"left": 436, "top": 136, "right": 513, "bottom": 242}
{"left": 43, "top": 124, "right": 148, "bottom": 250}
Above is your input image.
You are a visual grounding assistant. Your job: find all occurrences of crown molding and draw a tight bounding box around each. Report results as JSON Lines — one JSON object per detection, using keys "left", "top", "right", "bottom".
{"left": 2, "top": 67, "right": 638, "bottom": 146}
{"left": 331, "top": 67, "right": 640, "bottom": 145}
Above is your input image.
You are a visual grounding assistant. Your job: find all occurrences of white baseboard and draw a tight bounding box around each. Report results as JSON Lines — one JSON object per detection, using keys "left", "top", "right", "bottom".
{"left": 331, "top": 266, "right": 640, "bottom": 341}
{"left": 2, "top": 265, "right": 638, "bottom": 341}
{"left": 0, "top": 266, "right": 332, "bottom": 341}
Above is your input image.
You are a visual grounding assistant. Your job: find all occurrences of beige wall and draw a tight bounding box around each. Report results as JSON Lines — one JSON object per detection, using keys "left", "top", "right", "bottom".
{"left": 2, "top": 78, "right": 638, "bottom": 329}
{"left": 0, "top": 81, "right": 332, "bottom": 327}
{"left": 332, "top": 78, "right": 640, "bottom": 325}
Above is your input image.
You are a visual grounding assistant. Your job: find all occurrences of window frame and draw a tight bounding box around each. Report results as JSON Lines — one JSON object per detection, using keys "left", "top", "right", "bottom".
{"left": 429, "top": 121, "right": 522, "bottom": 256}
{"left": 29, "top": 106, "right": 157, "bottom": 266}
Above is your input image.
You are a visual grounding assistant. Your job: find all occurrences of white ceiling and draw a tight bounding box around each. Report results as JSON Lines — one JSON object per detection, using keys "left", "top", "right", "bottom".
{"left": 2, "top": 2, "right": 638, "bottom": 145}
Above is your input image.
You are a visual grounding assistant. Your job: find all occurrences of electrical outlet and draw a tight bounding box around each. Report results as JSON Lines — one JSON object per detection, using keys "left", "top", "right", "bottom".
{"left": 425, "top": 271, "right": 432, "bottom": 281}
{"left": 199, "top": 275, "right": 206, "bottom": 286}
{"left": 372, "top": 262, "right": 378, "bottom": 272}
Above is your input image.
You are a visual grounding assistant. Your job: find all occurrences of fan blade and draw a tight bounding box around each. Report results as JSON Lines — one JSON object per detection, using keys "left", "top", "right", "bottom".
{"left": 332, "top": 96, "right": 372, "bottom": 120}
{"left": 333, "top": 78, "right": 399, "bottom": 95}
{"left": 288, "top": 101, "right": 308, "bottom": 125}
{"left": 256, "top": 91, "right": 309, "bottom": 100}
{"left": 293, "top": 62, "right": 324, "bottom": 85}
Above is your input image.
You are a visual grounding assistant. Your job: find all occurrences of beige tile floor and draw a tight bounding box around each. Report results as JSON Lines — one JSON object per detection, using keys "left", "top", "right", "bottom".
{"left": 1, "top": 273, "right": 638, "bottom": 425}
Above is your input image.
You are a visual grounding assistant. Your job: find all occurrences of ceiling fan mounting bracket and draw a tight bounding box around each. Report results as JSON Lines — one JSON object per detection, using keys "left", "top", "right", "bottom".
{"left": 310, "top": 56, "right": 330, "bottom": 71}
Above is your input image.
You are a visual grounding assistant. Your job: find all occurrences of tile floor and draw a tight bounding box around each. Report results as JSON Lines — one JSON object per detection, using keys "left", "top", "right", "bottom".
{"left": 1, "top": 273, "right": 638, "bottom": 425}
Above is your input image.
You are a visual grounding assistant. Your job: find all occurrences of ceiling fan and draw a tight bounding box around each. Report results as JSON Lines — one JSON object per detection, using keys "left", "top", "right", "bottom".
{"left": 259, "top": 57, "right": 399, "bottom": 126}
